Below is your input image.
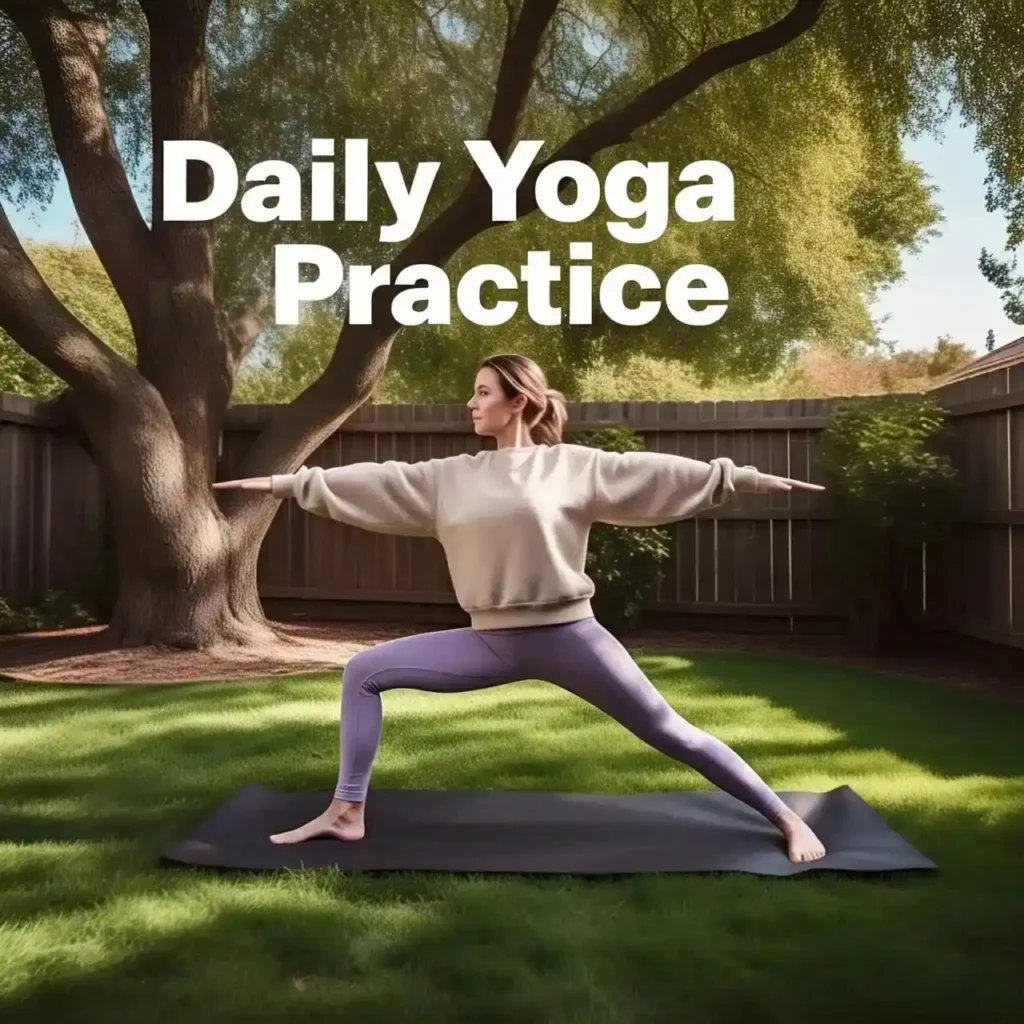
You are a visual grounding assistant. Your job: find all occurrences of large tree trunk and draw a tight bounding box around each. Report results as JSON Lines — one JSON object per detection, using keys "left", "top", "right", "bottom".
{"left": 105, "top": 480, "right": 275, "bottom": 650}
{"left": 106, "top": 519, "right": 269, "bottom": 649}
{"left": 54, "top": 351, "right": 284, "bottom": 649}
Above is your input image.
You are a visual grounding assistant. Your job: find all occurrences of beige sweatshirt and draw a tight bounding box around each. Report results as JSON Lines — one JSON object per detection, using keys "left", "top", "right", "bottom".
{"left": 271, "top": 443, "right": 766, "bottom": 630}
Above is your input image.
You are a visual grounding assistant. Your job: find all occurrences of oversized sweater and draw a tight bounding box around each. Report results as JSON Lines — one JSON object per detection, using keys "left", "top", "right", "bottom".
{"left": 271, "top": 443, "right": 766, "bottom": 630}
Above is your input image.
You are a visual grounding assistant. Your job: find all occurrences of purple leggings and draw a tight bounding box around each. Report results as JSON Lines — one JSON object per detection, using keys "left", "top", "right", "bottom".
{"left": 334, "top": 616, "right": 791, "bottom": 826}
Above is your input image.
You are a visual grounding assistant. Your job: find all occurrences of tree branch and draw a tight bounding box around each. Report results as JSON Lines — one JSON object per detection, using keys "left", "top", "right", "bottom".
{"left": 354, "top": 0, "right": 562, "bottom": 318}
{"left": 411, "top": 0, "right": 488, "bottom": 93}
{"left": 222, "top": 0, "right": 562, "bottom": 512}
{"left": 483, "top": 0, "right": 560, "bottom": 159}
{"left": 0, "top": 0, "right": 160, "bottom": 333}
{"left": 512, "top": 0, "right": 828, "bottom": 219}
{"left": 388, "top": 0, "right": 828, "bottom": 321}
{"left": 573, "top": 40, "right": 614, "bottom": 104}
{"left": 387, "top": 0, "right": 561, "bottom": 253}
{"left": 140, "top": 0, "right": 214, "bottom": 289}
{"left": 223, "top": 294, "right": 267, "bottom": 368}
{"left": 622, "top": 0, "right": 702, "bottom": 64}
{"left": 0, "top": 200, "right": 135, "bottom": 396}
{"left": 136, "top": 0, "right": 231, "bottom": 473}
{"left": 225, "top": 0, "right": 828, "bottom": 534}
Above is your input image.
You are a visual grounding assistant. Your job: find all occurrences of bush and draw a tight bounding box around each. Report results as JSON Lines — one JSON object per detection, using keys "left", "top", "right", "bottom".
{"left": 571, "top": 425, "right": 672, "bottom": 637}
{"left": 0, "top": 590, "right": 97, "bottom": 634}
{"left": 818, "top": 395, "right": 959, "bottom": 654}
{"left": 0, "top": 507, "right": 115, "bottom": 635}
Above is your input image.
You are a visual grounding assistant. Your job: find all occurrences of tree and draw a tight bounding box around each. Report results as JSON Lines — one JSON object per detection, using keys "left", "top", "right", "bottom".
{"left": 1, "top": 0, "right": 1022, "bottom": 650}
{"left": 986, "top": 328, "right": 996, "bottom": 353}
{"left": 228, "top": 1, "right": 941, "bottom": 405}
{"left": 0, "top": 243, "right": 134, "bottom": 396}
{"left": 929, "top": 334, "right": 974, "bottom": 377}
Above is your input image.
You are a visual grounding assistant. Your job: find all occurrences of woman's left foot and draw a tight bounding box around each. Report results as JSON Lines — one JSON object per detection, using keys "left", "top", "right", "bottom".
{"left": 779, "top": 811, "right": 826, "bottom": 863}
{"left": 270, "top": 799, "right": 365, "bottom": 844}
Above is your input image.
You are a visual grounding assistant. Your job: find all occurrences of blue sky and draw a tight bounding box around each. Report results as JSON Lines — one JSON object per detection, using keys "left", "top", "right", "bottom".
{"left": 6, "top": 103, "right": 1020, "bottom": 355}
{"left": 871, "top": 110, "right": 1020, "bottom": 353}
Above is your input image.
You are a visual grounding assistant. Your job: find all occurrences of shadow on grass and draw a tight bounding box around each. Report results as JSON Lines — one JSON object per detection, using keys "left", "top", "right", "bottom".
{"left": 0, "top": 675, "right": 334, "bottom": 729}
{"left": 2, "top": 651, "right": 1022, "bottom": 873}
{"left": 0, "top": 806, "right": 1021, "bottom": 1023}
{"left": 2, "top": 653, "right": 1023, "bottom": 1021}
{"left": 3, "top": 649, "right": 1023, "bottom": 786}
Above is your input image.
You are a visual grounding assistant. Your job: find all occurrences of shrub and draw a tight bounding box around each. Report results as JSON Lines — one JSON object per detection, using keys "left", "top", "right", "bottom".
{"left": 818, "top": 395, "right": 959, "bottom": 654}
{"left": 0, "top": 590, "right": 97, "bottom": 634}
{"left": 0, "top": 508, "right": 113, "bottom": 635}
{"left": 570, "top": 425, "right": 672, "bottom": 636}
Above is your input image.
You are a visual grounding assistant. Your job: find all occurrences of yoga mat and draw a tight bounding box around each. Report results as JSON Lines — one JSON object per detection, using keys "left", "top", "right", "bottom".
{"left": 160, "top": 784, "right": 936, "bottom": 877}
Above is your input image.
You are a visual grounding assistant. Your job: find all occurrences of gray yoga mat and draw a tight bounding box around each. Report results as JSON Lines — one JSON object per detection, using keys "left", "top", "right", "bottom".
{"left": 160, "top": 784, "right": 936, "bottom": 877}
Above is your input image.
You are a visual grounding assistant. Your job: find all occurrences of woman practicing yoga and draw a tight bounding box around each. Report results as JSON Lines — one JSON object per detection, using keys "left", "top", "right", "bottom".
{"left": 213, "top": 353, "right": 827, "bottom": 863}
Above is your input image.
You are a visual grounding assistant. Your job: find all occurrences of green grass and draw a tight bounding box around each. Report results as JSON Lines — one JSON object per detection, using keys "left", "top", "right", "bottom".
{"left": 1, "top": 651, "right": 1022, "bottom": 1022}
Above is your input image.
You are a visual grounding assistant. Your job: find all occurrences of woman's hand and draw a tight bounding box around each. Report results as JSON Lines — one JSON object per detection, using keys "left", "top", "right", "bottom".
{"left": 758, "top": 474, "right": 825, "bottom": 494}
{"left": 212, "top": 477, "right": 274, "bottom": 492}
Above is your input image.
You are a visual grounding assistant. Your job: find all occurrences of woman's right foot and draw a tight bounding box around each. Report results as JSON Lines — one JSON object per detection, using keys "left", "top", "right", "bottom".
{"left": 270, "top": 799, "right": 365, "bottom": 844}
{"left": 778, "top": 810, "right": 826, "bottom": 863}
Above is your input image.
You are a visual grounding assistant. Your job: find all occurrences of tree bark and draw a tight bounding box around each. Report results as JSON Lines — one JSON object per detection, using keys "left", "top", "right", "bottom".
{"left": 44, "top": 338, "right": 280, "bottom": 649}
{"left": 105, "top": 486, "right": 277, "bottom": 649}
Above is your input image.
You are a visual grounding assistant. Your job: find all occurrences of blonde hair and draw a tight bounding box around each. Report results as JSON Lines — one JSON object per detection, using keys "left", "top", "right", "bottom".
{"left": 479, "top": 353, "right": 568, "bottom": 446}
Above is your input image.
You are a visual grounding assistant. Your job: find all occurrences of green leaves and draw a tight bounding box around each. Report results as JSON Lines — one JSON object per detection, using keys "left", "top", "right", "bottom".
{"left": 820, "top": 394, "right": 957, "bottom": 519}
{"left": 572, "top": 425, "right": 672, "bottom": 636}
{"left": 3, "top": 0, "right": 1021, "bottom": 406}
{"left": 0, "top": 244, "right": 134, "bottom": 398}
{"left": 818, "top": 393, "right": 959, "bottom": 651}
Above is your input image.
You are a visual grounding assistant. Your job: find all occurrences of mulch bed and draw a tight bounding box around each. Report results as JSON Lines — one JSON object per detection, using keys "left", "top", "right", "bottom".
{"left": 1, "top": 618, "right": 1021, "bottom": 704}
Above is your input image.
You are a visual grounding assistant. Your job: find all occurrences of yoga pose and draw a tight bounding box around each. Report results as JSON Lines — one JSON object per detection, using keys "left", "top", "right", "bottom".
{"left": 214, "top": 354, "right": 827, "bottom": 863}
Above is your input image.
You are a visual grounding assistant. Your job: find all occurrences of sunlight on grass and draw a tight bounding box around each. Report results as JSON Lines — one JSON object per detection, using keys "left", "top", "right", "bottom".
{"left": 1, "top": 650, "right": 1022, "bottom": 1021}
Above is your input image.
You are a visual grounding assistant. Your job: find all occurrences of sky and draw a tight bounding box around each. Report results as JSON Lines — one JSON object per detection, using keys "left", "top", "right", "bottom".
{"left": 6, "top": 101, "right": 1021, "bottom": 356}
{"left": 870, "top": 110, "right": 1021, "bottom": 354}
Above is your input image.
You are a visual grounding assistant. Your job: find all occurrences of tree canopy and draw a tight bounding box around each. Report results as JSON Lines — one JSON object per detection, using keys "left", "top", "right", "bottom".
{"left": 7, "top": 0, "right": 1021, "bottom": 407}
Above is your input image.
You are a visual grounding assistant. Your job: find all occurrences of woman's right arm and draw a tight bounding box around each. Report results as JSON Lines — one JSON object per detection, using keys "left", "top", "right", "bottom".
{"left": 268, "top": 459, "right": 440, "bottom": 536}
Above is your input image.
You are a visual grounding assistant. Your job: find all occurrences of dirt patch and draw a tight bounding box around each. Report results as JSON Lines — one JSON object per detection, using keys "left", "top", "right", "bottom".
{"left": 0, "top": 621, "right": 416, "bottom": 684}
{"left": 0, "top": 619, "right": 1021, "bottom": 704}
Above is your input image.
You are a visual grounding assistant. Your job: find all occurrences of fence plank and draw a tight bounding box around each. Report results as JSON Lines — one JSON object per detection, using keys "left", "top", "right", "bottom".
{"left": 1012, "top": 525, "right": 1023, "bottom": 636}
{"left": 375, "top": 406, "right": 399, "bottom": 591}
{"left": 1011, "top": 406, "right": 1024, "bottom": 512}
{"left": 714, "top": 402, "right": 737, "bottom": 605}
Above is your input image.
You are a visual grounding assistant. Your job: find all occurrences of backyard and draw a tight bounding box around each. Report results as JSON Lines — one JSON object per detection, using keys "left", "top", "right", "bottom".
{"left": 2, "top": 648, "right": 1021, "bottom": 1022}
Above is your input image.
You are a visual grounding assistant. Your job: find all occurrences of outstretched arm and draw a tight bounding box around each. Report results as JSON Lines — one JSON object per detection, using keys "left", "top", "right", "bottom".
{"left": 213, "top": 459, "right": 439, "bottom": 537}
{"left": 589, "top": 449, "right": 823, "bottom": 527}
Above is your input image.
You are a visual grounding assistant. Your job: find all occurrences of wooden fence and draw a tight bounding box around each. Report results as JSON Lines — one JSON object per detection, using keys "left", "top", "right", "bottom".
{"left": 233, "top": 396, "right": 841, "bottom": 633}
{"left": 916, "top": 366, "right": 1024, "bottom": 650}
{"left": 1, "top": 365, "right": 1021, "bottom": 647}
{"left": 0, "top": 394, "right": 106, "bottom": 609}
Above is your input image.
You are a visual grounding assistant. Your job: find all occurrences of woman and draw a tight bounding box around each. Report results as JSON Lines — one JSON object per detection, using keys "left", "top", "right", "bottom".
{"left": 213, "top": 354, "right": 827, "bottom": 863}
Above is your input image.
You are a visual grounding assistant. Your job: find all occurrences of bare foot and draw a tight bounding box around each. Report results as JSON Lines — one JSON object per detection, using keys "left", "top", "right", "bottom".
{"left": 269, "top": 799, "right": 365, "bottom": 844}
{"left": 778, "top": 810, "right": 826, "bottom": 864}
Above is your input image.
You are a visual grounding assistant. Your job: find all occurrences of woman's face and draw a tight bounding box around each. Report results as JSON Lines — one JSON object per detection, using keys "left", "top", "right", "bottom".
{"left": 467, "top": 366, "right": 525, "bottom": 437}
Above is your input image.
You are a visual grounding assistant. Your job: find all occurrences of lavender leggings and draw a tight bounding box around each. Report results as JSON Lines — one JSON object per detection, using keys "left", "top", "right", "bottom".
{"left": 334, "top": 616, "right": 791, "bottom": 826}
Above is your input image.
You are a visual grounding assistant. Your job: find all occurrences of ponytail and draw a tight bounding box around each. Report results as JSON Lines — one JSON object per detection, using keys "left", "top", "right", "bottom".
{"left": 529, "top": 388, "right": 568, "bottom": 445}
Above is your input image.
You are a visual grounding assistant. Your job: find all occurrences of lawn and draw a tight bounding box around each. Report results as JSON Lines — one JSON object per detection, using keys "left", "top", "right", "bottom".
{"left": 1, "top": 650, "right": 1022, "bottom": 1022}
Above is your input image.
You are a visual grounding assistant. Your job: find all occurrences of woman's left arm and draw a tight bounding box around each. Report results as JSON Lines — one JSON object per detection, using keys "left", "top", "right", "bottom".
{"left": 589, "top": 449, "right": 823, "bottom": 527}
